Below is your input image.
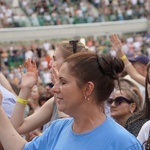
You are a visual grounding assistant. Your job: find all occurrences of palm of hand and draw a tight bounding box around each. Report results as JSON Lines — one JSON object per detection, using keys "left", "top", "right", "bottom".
{"left": 21, "top": 72, "right": 38, "bottom": 89}
{"left": 20, "top": 59, "right": 38, "bottom": 89}
{"left": 110, "top": 34, "right": 123, "bottom": 53}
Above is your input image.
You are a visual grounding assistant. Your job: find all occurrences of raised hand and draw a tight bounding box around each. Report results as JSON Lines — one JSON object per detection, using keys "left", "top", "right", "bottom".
{"left": 110, "top": 34, "right": 124, "bottom": 57}
{"left": 20, "top": 58, "right": 38, "bottom": 89}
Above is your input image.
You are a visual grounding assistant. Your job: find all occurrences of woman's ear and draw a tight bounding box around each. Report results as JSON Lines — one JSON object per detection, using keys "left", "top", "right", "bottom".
{"left": 129, "top": 102, "right": 137, "bottom": 113}
{"left": 83, "top": 81, "right": 94, "bottom": 96}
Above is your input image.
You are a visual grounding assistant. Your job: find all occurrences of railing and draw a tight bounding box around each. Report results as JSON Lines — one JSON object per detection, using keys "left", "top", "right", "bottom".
{"left": 0, "top": 19, "right": 149, "bottom": 42}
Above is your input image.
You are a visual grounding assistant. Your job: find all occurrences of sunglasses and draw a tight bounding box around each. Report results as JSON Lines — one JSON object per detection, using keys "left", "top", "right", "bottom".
{"left": 107, "top": 96, "right": 134, "bottom": 106}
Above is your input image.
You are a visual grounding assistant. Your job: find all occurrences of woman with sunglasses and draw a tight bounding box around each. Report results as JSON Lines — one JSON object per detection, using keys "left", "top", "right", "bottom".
{"left": 110, "top": 34, "right": 150, "bottom": 137}
{"left": 10, "top": 40, "right": 88, "bottom": 137}
{"left": 0, "top": 52, "right": 142, "bottom": 150}
{"left": 108, "top": 87, "right": 141, "bottom": 127}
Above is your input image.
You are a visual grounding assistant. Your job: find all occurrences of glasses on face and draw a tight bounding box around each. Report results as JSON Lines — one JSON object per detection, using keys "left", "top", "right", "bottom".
{"left": 107, "top": 96, "right": 134, "bottom": 107}
{"left": 69, "top": 40, "right": 78, "bottom": 53}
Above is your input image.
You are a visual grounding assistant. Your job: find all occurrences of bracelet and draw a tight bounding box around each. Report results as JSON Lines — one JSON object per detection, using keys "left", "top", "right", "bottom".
{"left": 17, "top": 97, "right": 28, "bottom": 105}
{"left": 120, "top": 55, "right": 127, "bottom": 61}
{"left": 125, "top": 63, "right": 131, "bottom": 68}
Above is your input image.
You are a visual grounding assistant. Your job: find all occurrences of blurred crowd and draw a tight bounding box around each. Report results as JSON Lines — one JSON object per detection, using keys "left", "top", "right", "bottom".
{"left": 0, "top": 0, "right": 150, "bottom": 28}
{"left": 0, "top": 31, "right": 150, "bottom": 91}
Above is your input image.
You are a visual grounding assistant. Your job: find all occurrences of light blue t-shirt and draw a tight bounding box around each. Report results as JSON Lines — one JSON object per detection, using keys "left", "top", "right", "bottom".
{"left": 24, "top": 117, "right": 142, "bottom": 150}
{"left": 0, "top": 84, "right": 16, "bottom": 118}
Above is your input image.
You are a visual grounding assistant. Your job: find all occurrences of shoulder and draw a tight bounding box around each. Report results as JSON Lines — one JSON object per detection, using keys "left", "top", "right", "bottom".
{"left": 141, "top": 120, "right": 150, "bottom": 131}
{"left": 100, "top": 117, "right": 142, "bottom": 149}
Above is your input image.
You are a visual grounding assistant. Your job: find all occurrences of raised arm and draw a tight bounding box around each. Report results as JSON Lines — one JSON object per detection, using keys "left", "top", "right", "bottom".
{"left": 12, "top": 97, "right": 55, "bottom": 134}
{"left": 0, "top": 72, "right": 17, "bottom": 96}
{"left": 0, "top": 90, "right": 27, "bottom": 150}
{"left": 10, "top": 58, "right": 39, "bottom": 133}
{"left": 110, "top": 34, "right": 145, "bottom": 86}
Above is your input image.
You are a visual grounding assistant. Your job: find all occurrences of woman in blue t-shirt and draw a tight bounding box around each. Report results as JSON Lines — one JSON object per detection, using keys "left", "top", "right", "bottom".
{"left": 0, "top": 51, "right": 142, "bottom": 150}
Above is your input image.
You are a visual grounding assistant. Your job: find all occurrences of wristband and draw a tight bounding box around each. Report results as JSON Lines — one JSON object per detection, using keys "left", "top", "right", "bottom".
{"left": 17, "top": 97, "right": 28, "bottom": 105}
{"left": 120, "top": 55, "right": 127, "bottom": 61}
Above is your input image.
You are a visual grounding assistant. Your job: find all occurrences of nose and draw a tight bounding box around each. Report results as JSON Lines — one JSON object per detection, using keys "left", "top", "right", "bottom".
{"left": 110, "top": 101, "right": 116, "bottom": 107}
{"left": 52, "top": 81, "right": 60, "bottom": 93}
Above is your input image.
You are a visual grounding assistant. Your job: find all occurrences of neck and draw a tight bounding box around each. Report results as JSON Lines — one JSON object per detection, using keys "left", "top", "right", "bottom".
{"left": 72, "top": 109, "right": 106, "bottom": 134}
{"left": 114, "top": 115, "right": 131, "bottom": 127}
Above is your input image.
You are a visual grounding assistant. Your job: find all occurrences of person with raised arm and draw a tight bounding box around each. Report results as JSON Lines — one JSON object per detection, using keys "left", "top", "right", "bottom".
{"left": 110, "top": 34, "right": 145, "bottom": 87}
{"left": 110, "top": 34, "right": 150, "bottom": 137}
{"left": 10, "top": 41, "right": 87, "bottom": 135}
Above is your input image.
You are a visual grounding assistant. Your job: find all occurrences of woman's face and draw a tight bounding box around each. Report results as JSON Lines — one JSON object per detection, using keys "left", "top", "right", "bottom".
{"left": 52, "top": 63, "right": 84, "bottom": 115}
{"left": 51, "top": 48, "right": 65, "bottom": 71}
{"left": 109, "top": 90, "right": 133, "bottom": 120}
{"left": 30, "top": 85, "right": 40, "bottom": 101}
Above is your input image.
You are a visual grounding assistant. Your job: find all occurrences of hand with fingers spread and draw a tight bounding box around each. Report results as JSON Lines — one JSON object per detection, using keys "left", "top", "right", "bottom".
{"left": 110, "top": 34, "right": 124, "bottom": 57}
{"left": 20, "top": 58, "right": 38, "bottom": 89}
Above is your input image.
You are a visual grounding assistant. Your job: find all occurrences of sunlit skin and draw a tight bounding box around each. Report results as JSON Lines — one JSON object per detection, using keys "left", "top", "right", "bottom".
{"left": 52, "top": 62, "right": 106, "bottom": 134}
{"left": 29, "top": 85, "right": 40, "bottom": 101}
{"left": 52, "top": 63, "right": 85, "bottom": 116}
{"left": 110, "top": 90, "right": 136, "bottom": 127}
{"left": 51, "top": 48, "right": 65, "bottom": 70}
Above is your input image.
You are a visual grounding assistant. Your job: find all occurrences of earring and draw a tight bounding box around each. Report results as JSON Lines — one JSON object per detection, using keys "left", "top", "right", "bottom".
{"left": 84, "top": 96, "right": 87, "bottom": 100}
{"left": 130, "top": 110, "right": 133, "bottom": 114}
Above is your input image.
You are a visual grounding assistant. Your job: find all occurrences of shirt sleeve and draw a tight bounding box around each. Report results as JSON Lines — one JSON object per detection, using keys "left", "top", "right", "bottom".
{"left": 137, "top": 121, "right": 150, "bottom": 144}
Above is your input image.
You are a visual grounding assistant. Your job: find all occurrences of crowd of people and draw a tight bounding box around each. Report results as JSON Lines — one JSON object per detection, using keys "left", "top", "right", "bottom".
{"left": 0, "top": 31, "right": 149, "bottom": 89}
{"left": 0, "top": 32, "right": 150, "bottom": 149}
{"left": 0, "top": 0, "right": 150, "bottom": 28}
{"left": 0, "top": 1, "right": 150, "bottom": 149}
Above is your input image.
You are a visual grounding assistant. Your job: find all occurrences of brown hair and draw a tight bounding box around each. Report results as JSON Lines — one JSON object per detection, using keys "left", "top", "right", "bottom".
{"left": 127, "top": 62, "right": 150, "bottom": 125}
{"left": 141, "top": 62, "right": 150, "bottom": 119}
{"left": 64, "top": 52, "right": 124, "bottom": 104}
{"left": 56, "top": 41, "right": 88, "bottom": 60}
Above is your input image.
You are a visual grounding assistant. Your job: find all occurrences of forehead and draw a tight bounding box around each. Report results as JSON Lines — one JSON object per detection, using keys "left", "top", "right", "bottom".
{"left": 54, "top": 48, "right": 64, "bottom": 59}
{"left": 59, "top": 63, "right": 69, "bottom": 76}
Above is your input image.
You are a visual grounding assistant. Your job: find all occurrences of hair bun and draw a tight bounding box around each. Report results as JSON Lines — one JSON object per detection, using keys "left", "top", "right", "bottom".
{"left": 96, "top": 54, "right": 124, "bottom": 80}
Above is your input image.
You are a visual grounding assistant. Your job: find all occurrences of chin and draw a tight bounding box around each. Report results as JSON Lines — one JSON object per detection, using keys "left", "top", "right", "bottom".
{"left": 110, "top": 113, "right": 118, "bottom": 118}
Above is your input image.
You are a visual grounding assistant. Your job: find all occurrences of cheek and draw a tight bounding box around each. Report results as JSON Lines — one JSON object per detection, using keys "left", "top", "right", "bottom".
{"left": 111, "top": 105, "right": 130, "bottom": 115}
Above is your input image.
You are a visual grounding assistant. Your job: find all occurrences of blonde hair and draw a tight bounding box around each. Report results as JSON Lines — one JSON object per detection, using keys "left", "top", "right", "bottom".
{"left": 56, "top": 41, "right": 88, "bottom": 59}
{"left": 116, "top": 87, "right": 142, "bottom": 112}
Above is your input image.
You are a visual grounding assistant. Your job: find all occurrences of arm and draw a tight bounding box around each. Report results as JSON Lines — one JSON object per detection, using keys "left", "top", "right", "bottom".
{"left": 11, "top": 97, "right": 54, "bottom": 134}
{"left": 110, "top": 34, "right": 145, "bottom": 86}
{"left": 10, "top": 59, "right": 54, "bottom": 134}
{"left": 0, "top": 90, "right": 26, "bottom": 150}
{"left": 0, "top": 72, "right": 17, "bottom": 96}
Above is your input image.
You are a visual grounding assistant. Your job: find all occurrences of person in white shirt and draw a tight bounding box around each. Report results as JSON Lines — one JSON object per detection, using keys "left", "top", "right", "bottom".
{"left": 137, "top": 120, "right": 150, "bottom": 149}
